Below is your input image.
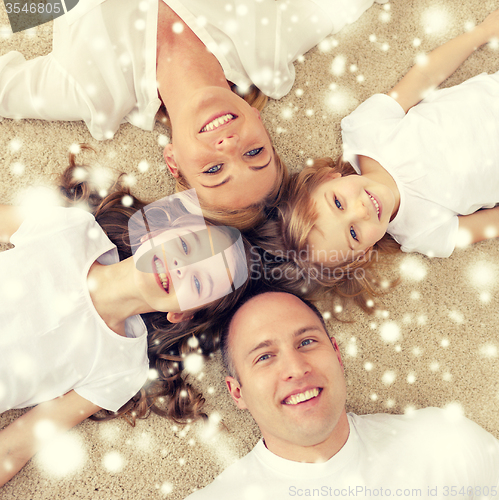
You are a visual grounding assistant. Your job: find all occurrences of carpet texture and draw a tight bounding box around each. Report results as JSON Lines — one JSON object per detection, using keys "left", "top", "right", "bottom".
{"left": 1, "top": 0, "right": 499, "bottom": 498}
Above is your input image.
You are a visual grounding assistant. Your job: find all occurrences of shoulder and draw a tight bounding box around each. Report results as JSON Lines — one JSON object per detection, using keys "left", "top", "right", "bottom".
{"left": 342, "top": 94, "right": 405, "bottom": 131}
{"left": 351, "top": 408, "right": 499, "bottom": 456}
{"left": 10, "top": 204, "right": 95, "bottom": 244}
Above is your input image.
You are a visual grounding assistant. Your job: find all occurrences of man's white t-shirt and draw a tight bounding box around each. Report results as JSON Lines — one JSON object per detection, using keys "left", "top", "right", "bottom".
{"left": 0, "top": 206, "right": 149, "bottom": 413}
{"left": 341, "top": 71, "right": 499, "bottom": 257}
{"left": 186, "top": 408, "right": 499, "bottom": 499}
{"left": 0, "top": 0, "right": 375, "bottom": 140}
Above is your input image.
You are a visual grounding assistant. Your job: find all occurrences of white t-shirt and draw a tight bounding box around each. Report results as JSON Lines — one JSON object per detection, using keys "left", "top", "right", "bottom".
{"left": 186, "top": 408, "right": 499, "bottom": 499}
{"left": 0, "top": 207, "right": 149, "bottom": 413}
{"left": 0, "top": 0, "right": 375, "bottom": 140}
{"left": 341, "top": 71, "right": 499, "bottom": 257}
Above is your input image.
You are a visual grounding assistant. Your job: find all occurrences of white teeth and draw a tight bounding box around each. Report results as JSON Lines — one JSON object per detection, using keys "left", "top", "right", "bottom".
{"left": 154, "top": 259, "right": 169, "bottom": 291}
{"left": 368, "top": 193, "right": 380, "bottom": 216}
{"left": 200, "top": 113, "right": 235, "bottom": 132}
{"left": 284, "top": 388, "right": 320, "bottom": 405}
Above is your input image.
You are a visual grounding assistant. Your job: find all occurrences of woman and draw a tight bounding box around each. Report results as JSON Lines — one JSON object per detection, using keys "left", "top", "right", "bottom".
{"left": 0, "top": 0, "right": 380, "bottom": 220}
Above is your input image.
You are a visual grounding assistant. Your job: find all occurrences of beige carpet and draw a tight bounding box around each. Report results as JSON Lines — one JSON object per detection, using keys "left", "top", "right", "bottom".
{"left": 1, "top": 0, "right": 499, "bottom": 498}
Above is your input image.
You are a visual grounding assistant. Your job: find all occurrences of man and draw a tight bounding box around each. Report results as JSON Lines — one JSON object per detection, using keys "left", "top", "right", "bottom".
{"left": 187, "top": 291, "right": 499, "bottom": 499}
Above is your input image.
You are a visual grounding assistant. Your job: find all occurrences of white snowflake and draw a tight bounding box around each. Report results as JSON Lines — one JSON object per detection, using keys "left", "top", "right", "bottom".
{"left": 382, "top": 370, "right": 396, "bottom": 385}
{"left": 172, "top": 22, "right": 184, "bottom": 33}
{"left": 421, "top": 6, "right": 451, "bottom": 35}
{"left": 400, "top": 255, "right": 427, "bottom": 281}
{"left": 330, "top": 55, "right": 346, "bottom": 76}
{"left": 479, "top": 343, "right": 498, "bottom": 358}
{"left": 102, "top": 451, "right": 125, "bottom": 473}
{"left": 35, "top": 433, "right": 87, "bottom": 478}
{"left": 137, "top": 160, "right": 150, "bottom": 173}
{"left": 10, "top": 162, "right": 25, "bottom": 176}
{"left": 379, "top": 321, "right": 401, "bottom": 343}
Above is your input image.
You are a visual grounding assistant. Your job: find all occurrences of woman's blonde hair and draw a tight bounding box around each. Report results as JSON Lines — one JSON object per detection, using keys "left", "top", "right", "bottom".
{"left": 158, "top": 85, "right": 289, "bottom": 231}
{"left": 274, "top": 157, "right": 400, "bottom": 312}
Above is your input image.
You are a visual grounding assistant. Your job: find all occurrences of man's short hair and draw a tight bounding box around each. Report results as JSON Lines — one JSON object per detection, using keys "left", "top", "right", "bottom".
{"left": 220, "top": 286, "right": 329, "bottom": 381}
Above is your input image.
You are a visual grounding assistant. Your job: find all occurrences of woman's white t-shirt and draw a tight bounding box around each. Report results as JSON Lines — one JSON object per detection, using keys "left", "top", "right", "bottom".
{"left": 0, "top": 0, "right": 375, "bottom": 139}
{"left": 0, "top": 207, "right": 149, "bottom": 413}
{"left": 342, "top": 71, "right": 499, "bottom": 257}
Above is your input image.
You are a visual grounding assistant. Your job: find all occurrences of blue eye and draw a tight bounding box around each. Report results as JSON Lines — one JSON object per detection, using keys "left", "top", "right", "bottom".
{"left": 194, "top": 276, "right": 201, "bottom": 295}
{"left": 300, "top": 339, "right": 315, "bottom": 347}
{"left": 350, "top": 227, "right": 358, "bottom": 241}
{"left": 180, "top": 237, "right": 188, "bottom": 254}
{"left": 256, "top": 353, "right": 271, "bottom": 363}
{"left": 203, "top": 164, "right": 223, "bottom": 174}
{"left": 334, "top": 197, "right": 343, "bottom": 209}
{"left": 245, "top": 147, "right": 263, "bottom": 157}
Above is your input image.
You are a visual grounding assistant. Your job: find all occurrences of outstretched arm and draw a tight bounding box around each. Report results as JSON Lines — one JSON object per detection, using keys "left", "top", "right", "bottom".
{"left": 0, "top": 391, "right": 100, "bottom": 487}
{"left": 458, "top": 206, "right": 499, "bottom": 246}
{"left": 0, "top": 205, "right": 24, "bottom": 243}
{"left": 389, "top": 9, "right": 499, "bottom": 113}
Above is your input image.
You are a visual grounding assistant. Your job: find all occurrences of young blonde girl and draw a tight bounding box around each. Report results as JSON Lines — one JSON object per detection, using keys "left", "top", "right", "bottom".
{"left": 0, "top": 149, "right": 257, "bottom": 487}
{"left": 277, "top": 9, "right": 499, "bottom": 303}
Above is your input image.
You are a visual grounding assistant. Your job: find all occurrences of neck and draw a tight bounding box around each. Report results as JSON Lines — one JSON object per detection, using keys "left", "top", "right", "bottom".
{"left": 87, "top": 258, "right": 154, "bottom": 336}
{"left": 263, "top": 410, "right": 350, "bottom": 463}
{"left": 156, "top": 2, "right": 231, "bottom": 119}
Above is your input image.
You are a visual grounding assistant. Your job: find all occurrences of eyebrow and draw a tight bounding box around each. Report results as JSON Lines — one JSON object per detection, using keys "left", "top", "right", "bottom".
{"left": 324, "top": 193, "right": 355, "bottom": 252}
{"left": 245, "top": 326, "right": 324, "bottom": 358}
{"left": 200, "top": 158, "right": 272, "bottom": 189}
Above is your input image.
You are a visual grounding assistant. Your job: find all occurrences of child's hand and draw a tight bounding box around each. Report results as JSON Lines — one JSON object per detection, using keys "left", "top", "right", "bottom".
{"left": 475, "top": 9, "right": 499, "bottom": 44}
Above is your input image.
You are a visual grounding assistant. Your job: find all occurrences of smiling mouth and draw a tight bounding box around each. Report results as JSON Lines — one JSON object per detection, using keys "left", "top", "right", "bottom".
{"left": 153, "top": 256, "right": 169, "bottom": 294}
{"left": 283, "top": 388, "right": 321, "bottom": 405}
{"left": 200, "top": 113, "right": 237, "bottom": 133}
{"left": 366, "top": 191, "right": 380, "bottom": 220}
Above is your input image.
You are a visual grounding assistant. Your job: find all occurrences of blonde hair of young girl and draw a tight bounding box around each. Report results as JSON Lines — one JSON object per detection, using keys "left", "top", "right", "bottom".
{"left": 275, "top": 157, "right": 400, "bottom": 312}
{"left": 60, "top": 146, "right": 262, "bottom": 424}
{"left": 158, "top": 85, "right": 289, "bottom": 231}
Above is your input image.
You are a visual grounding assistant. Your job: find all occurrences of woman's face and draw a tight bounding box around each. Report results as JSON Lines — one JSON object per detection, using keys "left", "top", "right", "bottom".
{"left": 164, "top": 87, "right": 278, "bottom": 209}
{"left": 133, "top": 223, "right": 238, "bottom": 314}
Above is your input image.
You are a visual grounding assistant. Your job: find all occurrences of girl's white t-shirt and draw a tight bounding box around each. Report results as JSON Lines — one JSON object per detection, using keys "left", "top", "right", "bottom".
{"left": 0, "top": 207, "right": 149, "bottom": 413}
{"left": 341, "top": 71, "right": 499, "bottom": 257}
{"left": 0, "top": 0, "right": 375, "bottom": 139}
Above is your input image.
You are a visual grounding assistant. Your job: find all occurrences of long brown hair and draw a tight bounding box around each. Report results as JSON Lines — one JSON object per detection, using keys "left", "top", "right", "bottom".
{"left": 59, "top": 146, "right": 260, "bottom": 424}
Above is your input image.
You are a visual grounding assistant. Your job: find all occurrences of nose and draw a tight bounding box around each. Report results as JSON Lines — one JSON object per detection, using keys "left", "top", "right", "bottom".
{"left": 352, "top": 197, "right": 370, "bottom": 221}
{"left": 172, "top": 257, "right": 185, "bottom": 278}
{"left": 215, "top": 134, "right": 239, "bottom": 152}
{"left": 281, "top": 350, "right": 312, "bottom": 381}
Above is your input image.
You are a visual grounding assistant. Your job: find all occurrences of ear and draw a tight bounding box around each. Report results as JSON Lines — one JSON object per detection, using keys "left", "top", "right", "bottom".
{"left": 251, "top": 107, "right": 261, "bottom": 120}
{"left": 225, "top": 376, "right": 248, "bottom": 410}
{"left": 327, "top": 171, "right": 342, "bottom": 180}
{"left": 167, "top": 311, "right": 194, "bottom": 323}
{"left": 330, "top": 337, "right": 344, "bottom": 370}
{"left": 163, "top": 144, "right": 179, "bottom": 178}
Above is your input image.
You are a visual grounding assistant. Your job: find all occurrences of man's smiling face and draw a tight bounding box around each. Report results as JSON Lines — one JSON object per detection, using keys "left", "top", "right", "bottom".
{"left": 225, "top": 292, "right": 348, "bottom": 461}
